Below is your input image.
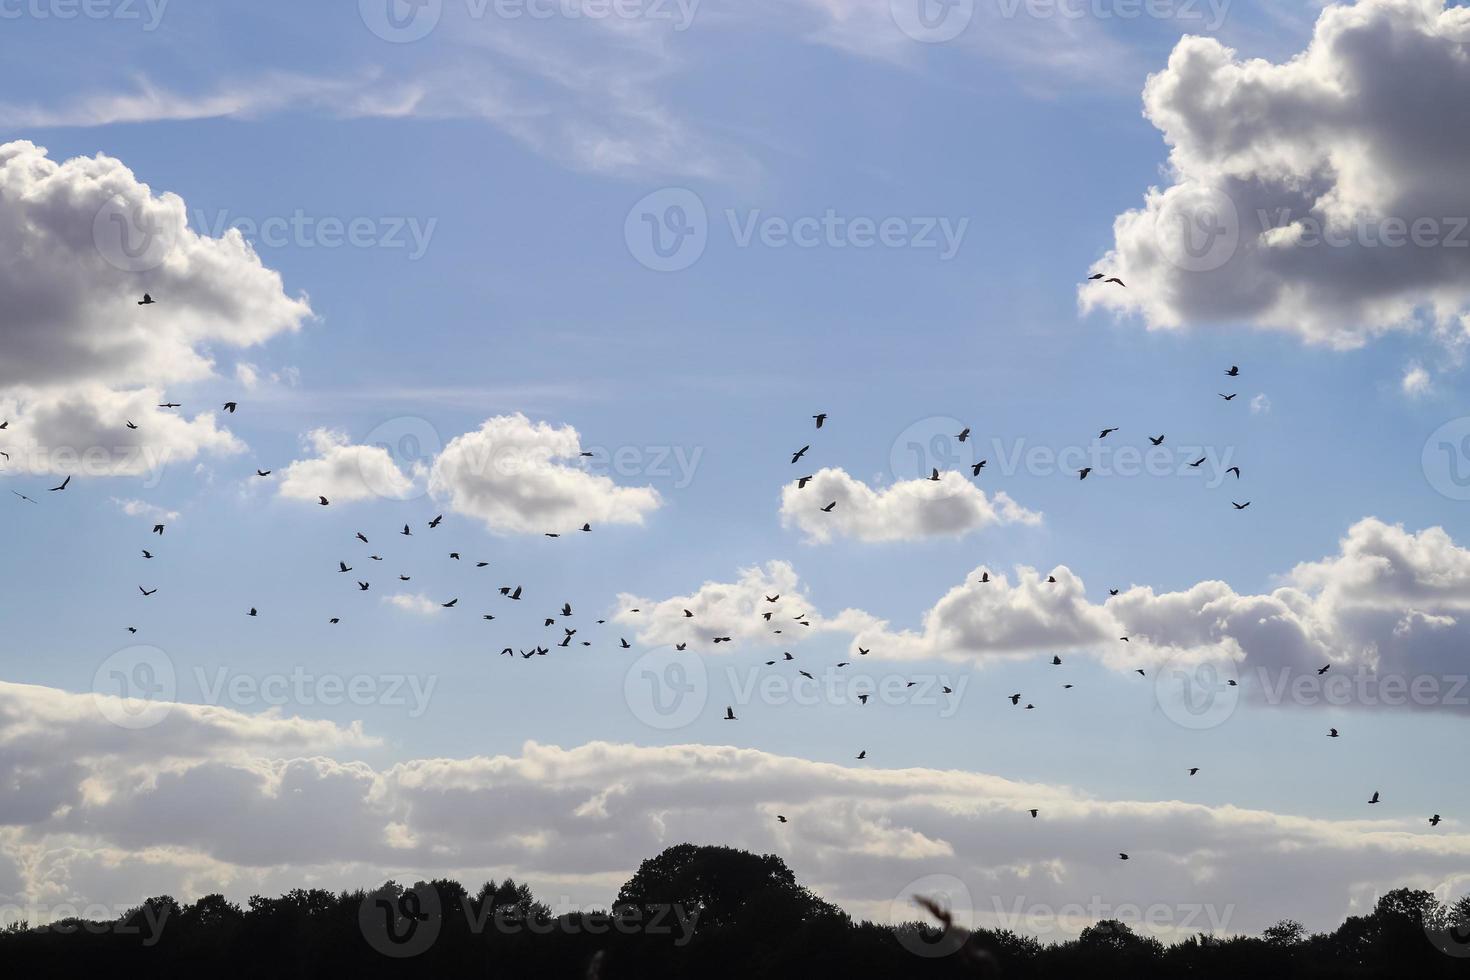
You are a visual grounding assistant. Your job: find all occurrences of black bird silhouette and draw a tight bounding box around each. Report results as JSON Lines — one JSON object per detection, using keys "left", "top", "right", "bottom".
{"left": 1078, "top": 467, "right": 1091, "bottom": 480}
{"left": 777, "top": 814, "right": 787, "bottom": 823}
{"left": 1317, "top": 664, "right": 1331, "bottom": 675}
{"left": 856, "top": 750, "right": 866, "bottom": 760}
{"left": 138, "top": 293, "right": 155, "bottom": 305}
{"left": 979, "top": 572, "right": 989, "bottom": 583}
{"left": 1225, "top": 365, "right": 1239, "bottom": 376}
{"left": 791, "top": 445, "right": 810, "bottom": 464}
{"left": 795, "top": 475, "right": 813, "bottom": 490}
{"left": 724, "top": 706, "right": 736, "bottom": 720}
{"left": 338, "top": 562, "right": 352, "bottom": 573}
{"left": 500, "top": 586, "right": 523, "bottom": 600}
{"left": 318, "top": 496, "right": 329, "bottom": 506}
{"left": 356, "top": 532, "right": 369, "bottom": 543}
{"left": 158, "top": 402, "right": 180, "bottom": 409}
{"left": 1098, "top": 428, "right": 1118, "bottom": 439}
{"left": 428, "top": 515, "right": 443, "bottom": 528}
{"left": 821, "top": 501, "right": 837, "bottom": 512}
{"left": 544, "top": 533, "right": 560, "bottom": 538}
{"left": 561, "top": 603, "right": 573, "bottom": 617}
{"left": 1219, "top": 393, "right": 1237, "bottom": 400}
{"left": 1189, "top": 767, "right": 1200, "bottom": 776}
{"left": 400, "top": 524, "right": 412, "bottom": 536}
{"left": 222, "top": 402, "right": 237, "bottom": 413}
{"left": 1051, "top": 656, "right": 1062, "bottom": 665}
{"left": 358, "top": 582, "right": 370, "bottom": 591}
{"left": 248, "top": 608, "right": 257, "bottom": 617}
{"left": 1189, "top": 457, "right": 1206, "bottom": 468}
{"left": 442, "top": 599, "right": 458, "bottom": 608}
{"left": 1149, "top": 435, "right": 1165, "bottom": 446}
{"left": 142, "top": 550, "right": 154, "bottom": 559}
{"left": 48, "top": 476, "right": 70, "bottom": 492}
{"left": 1029, "top": 809, "right": 1039, "bottom": 818}
{"left": 1087, "top": 273, "right": 1104, "bottom": 280}
{"left": 813, "top": 414, "right": 827, "bottom": 428}
{"left": 928, "top": 467, "right": 941, "bottom": 481}
{"left": 1368, "top": 791, "right": 1380, "bottom": 804}
{"left": 256, "top": 469, "right": 271, "bottom": 477}
{"left": 1227, "top": 466, "right": 1241, "bottom": 478}
{"left": 1431, "top": 814, "right": 1442, "bottom": 826}
{"left": 956, "top": 427, "right": 970, "bottom": 442}
{"left": 1104, "top": 277, "right": 1125, "bottom": 286}
{"left": 125, "top": 420, "right": 138, "bottom": 430}
{"left": 152, "top": 524, "right": 165, "bottom": 535}
{"left": 1009, "top": 694, "right": 1022, "bottom": 705}
{"left": 1109, "top": 588, "right": 1119, "bottom": 596}
{"left": 971, "top": 460, "right": 987, "bottom": 475}
{"left": 1233, "top": 501, "right": 1251, "bottom": 510}
{"left": 139, "top": 586, "right": 157, "bottom": 596}
{"left": 1328, "top": 728, "right": 1339, "bottom": 738}
{"left": 1119, "top": 852, "right": 1130, "bottom": 860}
{"left": 619, "top": 638, "right": 632, "bottom": 649}
{"left": 1046, "top": 575, "right": 1057, "bottom": 583}
{"left": 330, "top": 618, "right": 340, "bottom": 624}
{"left": 579, "top": 523, "right": 591, "bottom": 532}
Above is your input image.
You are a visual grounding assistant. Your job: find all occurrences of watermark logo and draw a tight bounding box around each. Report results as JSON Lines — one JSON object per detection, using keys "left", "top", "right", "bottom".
{"left": 891, "top": 873, "right": 973, "bottom": 957}
{"left": 359, "top": 0, "right": 442, "bottom": 41}
{"left": 889, "top": 416, "right": 977, "bottom": 482}
{"left": 362, "top": 416, "right": 442, "bottom": 501}
{"left": 890, "top": 0, "right": 974, "bottom": 42}
{"left": 624, "top": 645, "right": 708, "bottom": 729}
{"left": 1423, "top": 417, "right": 1470, "bottom": 500}
{"left": 93, "top": 194, "right": 178, "bottom": 273}
{"left": 1155, "top": 185, "right": 1239, "bottom": 272}
{"left": 625, "top": 188, "right": 708, "bottom": 272}
{"left": 359, "top": 883, "right": 443, "bottom": 958}
{"left": 92, "top": 645, "right": 176, "bottom": 729}
{"left": 1153, "top": 654, "right": 1239, "bottom": 730}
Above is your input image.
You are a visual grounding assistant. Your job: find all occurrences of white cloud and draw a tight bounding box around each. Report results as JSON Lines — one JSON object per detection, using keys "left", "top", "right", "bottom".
{"left": 1250, "top": 393, "right": 1272, "bottom": 415}
{"left": 780, "top": 467, "right": 1041, "bottom": 544}
{"left": 1083, "top": 0, "right": 1470, "bottom": 348}
{"left": 0, "top": 683, "right": 1464, "bottom": 940}
{"left": 382, "top": 593, "right": 443, "bottom": 616}
{"left": 429, "top": 414, "right": 660, "bottom": 534}
{"left": 1402, "top": 364, "right": 1432, "bottom": 397}
{"left": 277, "top": 429, "right": 416, "bottom": 503}
{"left": 0, "top": 141, "right": 309, "bottom": 479}
{"left": 109, "top": 497, "right": 179, "bottom": 523}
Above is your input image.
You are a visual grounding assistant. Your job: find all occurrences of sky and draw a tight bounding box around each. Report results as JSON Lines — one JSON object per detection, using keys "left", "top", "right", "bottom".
{"left": 3, "top": 0, "right": 1470, "bottom": 948}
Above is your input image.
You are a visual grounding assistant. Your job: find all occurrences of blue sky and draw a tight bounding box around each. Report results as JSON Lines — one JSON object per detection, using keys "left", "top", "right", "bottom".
{"left": 3, "top": 0, "right": 1470, "bottom": 943}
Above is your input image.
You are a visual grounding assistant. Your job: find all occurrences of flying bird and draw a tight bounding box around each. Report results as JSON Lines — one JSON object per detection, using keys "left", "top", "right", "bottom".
{"left": 1431, "top": 814, "right": 1442, "bottom": 827}
{"left": 1189, "top": 768, "right": 1200, "bottom": 776}
{"left": 1078, "top": 467, "right": 1091, "bottom": 480}
{"left": 142, "top": 550, "right": 154, "bottom": 559}
{"left": 821, "top": 501, "right": 837, "bottom": 512}
{"left": 138, "top": 293, "right": 155, "bottom": 305}
{"left": 152, "top": 524, "right": 165, "bottom": 535}
{"left": 248, "top": 608, "right": 257, "bottom": 617}
{"left": 158, "top": 402, "right": 180, "bottom": 409}
{"left": 139, "top": 587, "right": 157, "bottom": 596}
{"left": 1225, "top": 365, "right": 1239, "bottom": 376}
{"left": 1328, "top": 728, "right": 1339, "bottom": 737}
{"left": 812, "top": 414, "right": 827, "bottom": 428}
{"left": 318, "top": 496, "right": 329, "bottom": 506}
{"left": 724, "top": 706, "right": 737, "bottom": 721}
{"left": 1098, "top": 428, "right": 1117, "bottom": 439}
{"left": 428, "top": 515, "right": 443, "bottom": 528}
{"left": 791, "top": 445, "right": 810, "bottom": 464}
{"left": 971, "top": 461, "right": 987, "bottom": 475}
{"left": 125, "top": 420, "right": 138, "bottom": 430}
{"left": 1233, "top": 501, "right": 1251, "bottom": 510}
{"left": 1219, "top": 393, "right": 1237, "bottom": 401}
{"left": 48, "top": 476, "right": 70, "bottom": 492}
{"left": 222, "top": 402, "right": 237, "bottom": 413}
{"left": 1368, "top": 791, "right": 1380, "bottom": 805}
{"left": 1149, "top": 435, "right": 1164, "bottom": 446}
{"left": 256, "top": 470, "right": 271, "bottom": 477}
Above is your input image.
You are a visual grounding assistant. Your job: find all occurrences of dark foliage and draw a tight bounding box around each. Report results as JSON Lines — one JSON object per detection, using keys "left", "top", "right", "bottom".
{"left": 2, "top": 845, "right": 1467, "bottom": 978}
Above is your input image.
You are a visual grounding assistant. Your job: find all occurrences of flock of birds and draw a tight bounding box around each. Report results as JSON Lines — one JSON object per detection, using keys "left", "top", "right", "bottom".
{"left": 5, "top": 292, "right": 1447, "bottom": 861}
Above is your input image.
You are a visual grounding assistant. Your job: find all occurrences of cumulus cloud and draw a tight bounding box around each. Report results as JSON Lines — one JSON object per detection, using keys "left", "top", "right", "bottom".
{"left": 780, "top": 468, "right": 1042, "bottom": 544}
{"left": 382, "top": 593, "right": 444, "bottom": 617}
{"left": 624, "top": 518, "right": 1470, "bottom": 710}
{"left": 0, "top": 141, "right": 310, "bottom": 478}
{"left": 0, "top": 685, "right": 1464, "bottom": 940}
{"left": 110, "top": 497, "right": 179, "bottom": 523}
{"left": 1083, "top": 0, "right": 1470, "bottom": 348}
{"left": 429, "top": 414, "right": 660, "bottom": 534}
{"left": 277, "top": 429, "right": 417, "bottom": 503}
{"left": 1402, "top": 364, "right": 1432, "bottom": 396}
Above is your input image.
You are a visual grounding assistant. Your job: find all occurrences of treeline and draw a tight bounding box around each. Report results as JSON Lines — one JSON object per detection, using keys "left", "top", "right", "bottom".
{"left": 2, "top": 844, "right": 1468, "bottom": 978}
